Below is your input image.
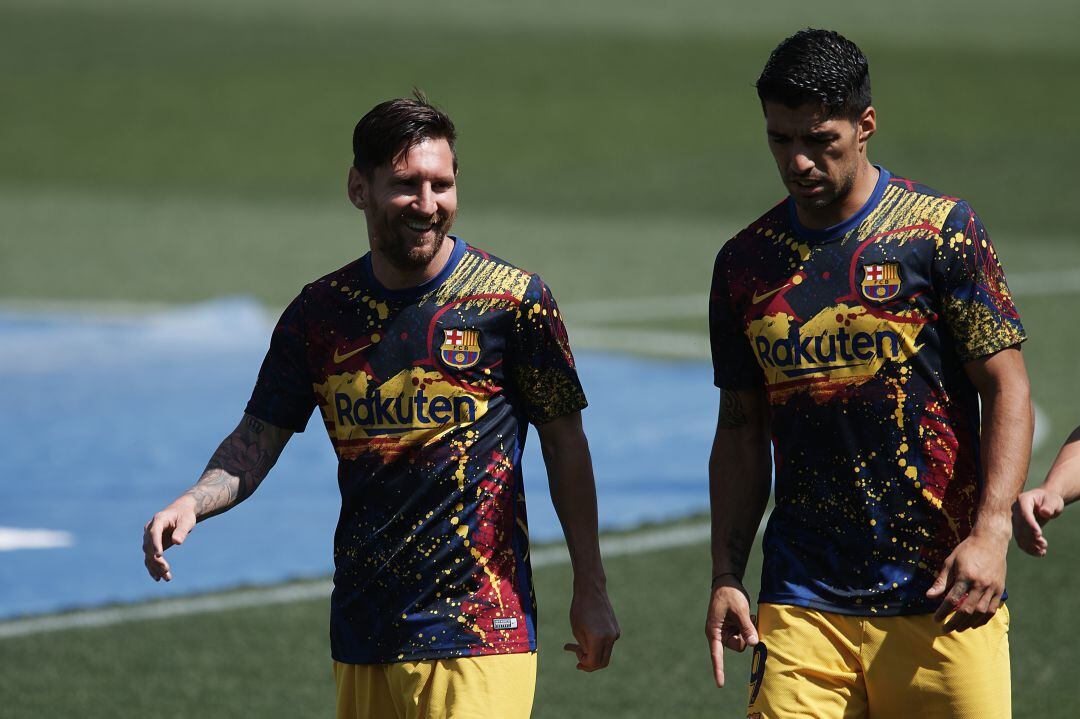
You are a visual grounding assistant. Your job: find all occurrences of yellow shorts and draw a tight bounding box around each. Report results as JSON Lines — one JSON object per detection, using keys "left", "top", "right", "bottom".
{"left": 333, "top": 652, "right": 536, "bottom": 719}
{"left": 748, "top": 603, "right": 1011, "bottom": 719}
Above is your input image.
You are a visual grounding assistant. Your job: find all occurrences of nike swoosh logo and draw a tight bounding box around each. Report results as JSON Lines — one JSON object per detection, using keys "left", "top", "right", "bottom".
{"left": 751, "top": 283, "right": 792, "bottom": 304}
{"left": 333, "top": 343, "right": 374, "bottom": 363}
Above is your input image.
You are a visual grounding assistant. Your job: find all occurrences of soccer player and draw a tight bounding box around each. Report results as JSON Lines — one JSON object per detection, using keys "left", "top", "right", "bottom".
{"left": 142, "top": 93, "right": 619, "bottom": 719}
{"left": 1014, "top": 426, "right": 1080, "bottom": 556}
{"left": 705, "top": 30, "right": 1032, "bottom": 718}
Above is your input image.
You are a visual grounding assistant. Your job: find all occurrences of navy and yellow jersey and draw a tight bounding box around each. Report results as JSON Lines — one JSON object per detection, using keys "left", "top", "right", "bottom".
{"left": 245, "top": 237, "right": 587, "bottom": 663}
{"left": 710, "top": 167, "right": 1026, "bottom": 616}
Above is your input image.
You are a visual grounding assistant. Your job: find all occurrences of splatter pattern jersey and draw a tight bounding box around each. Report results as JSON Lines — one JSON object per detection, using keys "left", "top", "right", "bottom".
{"left": 246, "top": 237, "right": 586, "bottom": 662}
{"left": 709, "top": 168, "right": 1026, "bottom": 615}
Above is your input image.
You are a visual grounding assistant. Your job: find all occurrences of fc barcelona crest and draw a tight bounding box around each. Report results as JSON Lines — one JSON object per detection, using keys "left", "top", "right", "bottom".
{"left": 440, "top": 328, "right": 482, "bottom": 369}
{"left": 860, "top": 263, "right": 902, "bottom": 302}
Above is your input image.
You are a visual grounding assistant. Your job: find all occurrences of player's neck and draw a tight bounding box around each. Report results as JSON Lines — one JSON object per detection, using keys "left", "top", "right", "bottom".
{"left": 796, "top": 161, "right": 879, "bottom": 230}
{"left": 370, "top": 237, "right": 455, "bottom": 291}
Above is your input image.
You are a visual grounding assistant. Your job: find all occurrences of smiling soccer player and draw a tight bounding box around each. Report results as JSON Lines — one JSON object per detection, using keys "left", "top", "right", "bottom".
{"left": 142, "top": 92, "right": 618, "bottom": 719}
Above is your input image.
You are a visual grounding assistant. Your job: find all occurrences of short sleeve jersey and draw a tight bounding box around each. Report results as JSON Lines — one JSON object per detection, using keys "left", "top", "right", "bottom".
{"left": 245, "top": 237, "right": 587, "bottom": 662}
{"left": 709, "top": 168, "right": 1026, "bottom": 616}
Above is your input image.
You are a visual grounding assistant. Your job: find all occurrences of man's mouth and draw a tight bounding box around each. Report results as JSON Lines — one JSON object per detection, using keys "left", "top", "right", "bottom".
{"left": 790, "top": 177, "right": 827, "bottom": 197}
{"left": 403, "top": 216, "right": 438, "bottom": 234}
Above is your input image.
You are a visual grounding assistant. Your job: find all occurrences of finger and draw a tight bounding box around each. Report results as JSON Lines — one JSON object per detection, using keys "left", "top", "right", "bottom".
{"left": 740, "top": 611, "right": 759, "bottom": 646}
{"left": 709, "top": 635, "right": 726, "bottom": 688}
{"left": 144, "top": 554, "right": 170, "bottom": 582}
{"left": 1018, "top": 497, "right": 1042, "bottom": 533}
{"left": 577, "top": 635, "right": 602, "bottom": 671}
{"left": 934, "top": 580, "right": 968, "bottom": 622}
{"left": 143, "top": 555, "right": 159, "bottom": 581}
{"left": 142, "top": 523, "right": 156, "bottom": 556}
{"left": 171, "top": 514, "right": 195, "bottom": 546}
{"left": 721, "top": 626, "right": 746, "bottom": 652}
{"left": 988, "top": 593, "right": 1003, "bottom": 615}
{"left": 946, "top": 590, "right": 985, "bottom": 632}
{"left": 598, "top": 636, "right": 614, "bottom": 670}
{"left": 966, "top": 588, "right": 996, "bottom": 630}
{"left": 147, "top": 515, "right": 166, "bottom": 557}
{"left": 926, "top": 559, "right": 953, "bottom": 600}
{"left": 563, "top": 643, "right": 585, "bottom": 665}
{"left": 1034, "top": 495, "right": 1063, "bottom": 522}
{"left": 941, "top": 581, "right": 977, "bottom": 630}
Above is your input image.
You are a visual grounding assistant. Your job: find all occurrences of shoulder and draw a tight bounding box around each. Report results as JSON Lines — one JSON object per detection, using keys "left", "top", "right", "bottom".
{"left": 715, "top": 199, "right": 790, "bottom": 273}
{"left": 881, "top": 172, "right": 970, "bottom": 231}
{"left": 295, "top": 257, "right": 368, "bottom": 304}
{"left": 260, "top": 259, "right": 368, "bottom": 332}
{"left": 437, "top": 242, "right": 541, "bottom": 304}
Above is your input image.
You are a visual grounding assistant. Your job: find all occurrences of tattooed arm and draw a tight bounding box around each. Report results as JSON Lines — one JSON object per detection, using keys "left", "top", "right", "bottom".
{"left": 705, "top": 387, "right": 771, "bottom": 688}
{"left": 142, "top": 413, "right": 293, "bottom": 582}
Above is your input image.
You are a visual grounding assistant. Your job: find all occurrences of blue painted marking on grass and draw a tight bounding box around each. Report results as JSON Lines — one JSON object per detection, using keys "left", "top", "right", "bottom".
{"left": 0, "top": 298, "right": 715, "bottom": 619}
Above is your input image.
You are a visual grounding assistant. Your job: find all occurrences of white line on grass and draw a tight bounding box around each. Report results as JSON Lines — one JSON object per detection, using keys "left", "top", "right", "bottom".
{"left": 0, "top": 522, "right": 713, "bottom": 640}
{"left": 0, "top": 528, "right": 74, "bottom": 552}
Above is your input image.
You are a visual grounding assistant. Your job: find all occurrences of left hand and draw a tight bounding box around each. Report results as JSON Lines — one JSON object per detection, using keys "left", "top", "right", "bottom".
{"left": 926, "top": 529, "right": 1009, "bottom": 632}
{"left": 563, "top": 584, "right": 620, "bottom": 671}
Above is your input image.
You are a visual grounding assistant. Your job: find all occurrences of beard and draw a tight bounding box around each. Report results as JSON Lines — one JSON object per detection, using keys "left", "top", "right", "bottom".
{"left": 789, "top": 163, "right": 858, "bottom": 212}
{"left": 370, "top": 203, "right": 456, "bottom": 272}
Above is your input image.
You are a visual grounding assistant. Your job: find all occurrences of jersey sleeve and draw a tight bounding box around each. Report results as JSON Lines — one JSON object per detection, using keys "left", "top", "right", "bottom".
{"left": 244, "top": 292, "right": 317, "bottom": 432}
{"left": 710, "top": 244, "right": 766, "bottom": 389}
{"left": 932, "top": 201, "right": 1027, "bottom": 363}
{"left": 507, "top": 274, "right": 588, "bottom": 426}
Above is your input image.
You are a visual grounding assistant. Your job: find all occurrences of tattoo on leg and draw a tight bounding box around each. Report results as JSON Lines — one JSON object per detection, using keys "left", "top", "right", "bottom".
{"left": 718, "top": 391, "right": 747, "bottom": 429}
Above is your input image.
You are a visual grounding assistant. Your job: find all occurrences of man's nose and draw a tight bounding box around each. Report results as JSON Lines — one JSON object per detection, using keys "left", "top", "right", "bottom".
{"left": 413, "top": 184, "right": 437, "bottom": 215}
{"left": 789, "top": 148, "right": 815, "bottom": 175}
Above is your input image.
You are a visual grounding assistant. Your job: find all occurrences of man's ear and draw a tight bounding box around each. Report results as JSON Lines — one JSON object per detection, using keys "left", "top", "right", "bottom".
{"left": 347, "top": 166, "right": 368, "bottom": 210}
{"left": 857, "top": 106, "right": 877, "bottom": 145}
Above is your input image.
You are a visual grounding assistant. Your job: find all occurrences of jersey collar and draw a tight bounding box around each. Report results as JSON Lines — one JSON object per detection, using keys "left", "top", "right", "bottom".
{"left": 787, "top": 165, "right": 891, "bottom": 244}
{"left": 360, "top": 235, "right": 467, "bottom": 301}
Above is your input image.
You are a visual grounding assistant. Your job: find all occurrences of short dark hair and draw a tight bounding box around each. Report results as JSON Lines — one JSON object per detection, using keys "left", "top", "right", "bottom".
{"left": 352, "top": 90, "right": 457, "bottom": 175}
{"left": 756, "top": 29, "right": 871, "bottom": 120}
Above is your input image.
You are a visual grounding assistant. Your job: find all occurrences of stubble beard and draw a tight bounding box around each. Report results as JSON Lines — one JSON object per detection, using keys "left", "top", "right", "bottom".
{"left": 793, "top": 163, "right": 859, "bottom": 213}
{"left": 372, "top": 206, "right": 456, "bottom": 272}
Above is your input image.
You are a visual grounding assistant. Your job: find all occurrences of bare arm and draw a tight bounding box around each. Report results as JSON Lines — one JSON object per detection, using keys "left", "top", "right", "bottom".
{"left": 537, "top": 411, "right": 620, "bottom": 672}
{"left": 1040, "top": 426, "right": 1080, "bottom": 505}
{"left": 1013, "top": 425, "right": 1080, "bottom": 556}
{"left": 142, "top": 413, "right": 293, "bottom": 581}
{"left": 927, "top": 346, "right": 1032, "bottom": 629}
{"left": 706, "top": 386, "right": 771, "bottom": 688}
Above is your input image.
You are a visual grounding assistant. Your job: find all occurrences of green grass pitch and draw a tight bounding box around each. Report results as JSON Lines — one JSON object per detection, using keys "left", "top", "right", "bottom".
{"left": 1, "top": 0, "right": 1078, "bottom": 716}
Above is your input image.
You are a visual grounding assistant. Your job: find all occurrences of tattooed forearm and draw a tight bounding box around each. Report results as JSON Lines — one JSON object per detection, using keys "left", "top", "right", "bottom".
{"left": 717, "top": 390, "right": 747, "bottom": 429}
{"left": 182, "top": 414, "right": 290, "bottom": 520}
{"left": 184, "top": 471, "right": 240, "bottom": 520}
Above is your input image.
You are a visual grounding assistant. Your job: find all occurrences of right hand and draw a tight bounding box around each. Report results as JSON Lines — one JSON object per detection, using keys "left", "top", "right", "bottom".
{"left": 1012, "top": 488, "right": 1065, "bottom": 557}
{"left": 705, "top": 575, "right": 758, "bottom": 688}
{"left": 142, "top": 497, "right": 197, "bottom": 581}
